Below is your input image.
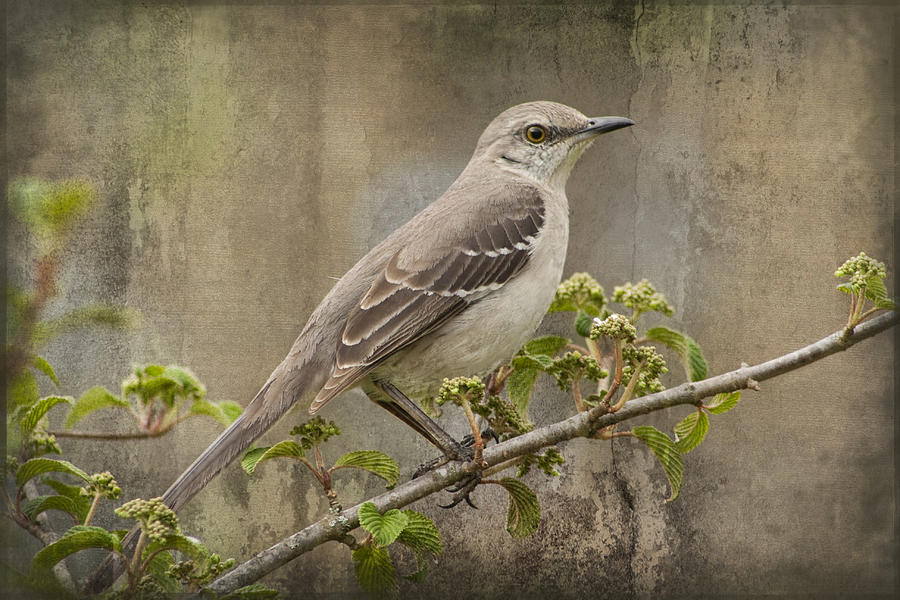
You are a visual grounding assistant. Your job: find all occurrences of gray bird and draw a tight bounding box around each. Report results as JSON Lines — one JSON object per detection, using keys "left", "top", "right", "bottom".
{"left": 85, "top": 100, "right": 633, "bottom": 592}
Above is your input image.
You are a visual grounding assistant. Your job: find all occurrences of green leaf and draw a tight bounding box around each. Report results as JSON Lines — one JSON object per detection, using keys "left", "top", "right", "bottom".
{"left": 352, "top": 545, "right": 397, "bottom": 599}
{"left": 8, "top": 369, "right": 40, "bottom": 408}
{"left": 240, "top": 441, "right": 305, "bottom": 475}
{"left": 23, "top": 494, "right": 83, "bottom": 522}
{"left": 631, "top": 426, "right": 684, "bottom": 502}
{"left": 219, "top": 400, "right": 244, "bottom": 423}
{"left": 65, "top": 386, "right": 130, "bottom": 428}
{"left": 41, "top": 478, "right": 93, "bottom": 520}
{"left": 705, "top": 391, "right": 740, "bottom": 415}
{"left": 506, "top": 367, "right": 539, "bottom": 420}
{"left": 16, "top": 458, "right": 90, "bottom": 487}
{"left": 836, "top": 282, "right": 855, "bottom": 295}
{"left": 32, "top": 525, "right": 122, "bottom": 574}
{"left": 522, "top": 336, "right": 570, "bottom": 357}
{"left": 510, "top": 353, "right": 554, "bottom": 371}
{"left": 358, "top": 502, "right": 409, "bottom": 547}
{"left": 143, "top": 533, "right": 209, "bottom": 563}
{"left": 574, "top": 311, "right": 594, "bottom": 338}
{"left": 32, "top": 305, "right": 136, "bottom": 348}
{"left": 497, "top": 478, "right": 540, "bottom": 538}
{"left": 189, "top": 399, "right": 230, "bottom": 426}
{"left": 31, "top": 356, "right": 59, "bottom": 386}
{"left": 221, "top": 584, "right": 281, "bottom": 600}
{"left": 397, "top": 510, "right": 442, "bottom": 556}
{"left": 143, "top": 548, "right": 178, "bottom": 591}
{"left": 673, "top": 410, "right": 710, "bottom": 454}
{"left": 333, "top": 451, "right": 400, "bottom": 487}
{"left": 644, "top": 326, "right": 708, "bottom": 381}
{"left": 21, "top": 395, "right": 74, "bottom": 433}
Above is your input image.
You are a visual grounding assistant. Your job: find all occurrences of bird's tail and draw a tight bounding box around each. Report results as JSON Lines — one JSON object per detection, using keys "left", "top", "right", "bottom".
{"left": 83, "top": 366, "right": 303, "bottom": 593}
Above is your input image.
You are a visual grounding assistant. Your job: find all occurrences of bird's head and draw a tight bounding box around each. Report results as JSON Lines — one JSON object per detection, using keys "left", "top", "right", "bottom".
{"left": 472, "top": 101, "right": 634, "bottom": 189}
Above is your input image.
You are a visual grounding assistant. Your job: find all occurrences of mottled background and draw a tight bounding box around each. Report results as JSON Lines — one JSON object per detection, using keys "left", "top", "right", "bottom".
{"left": 4, "top": 1, "right": 896, "bottom": 598}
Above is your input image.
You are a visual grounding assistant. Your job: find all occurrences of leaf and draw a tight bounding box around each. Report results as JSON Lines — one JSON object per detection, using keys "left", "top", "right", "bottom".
{"left": 497, "top": 478, "right": 540, "bottom": 538}
{"left": 574, "top": 311, "right": 594, "bottom": 338}
{"left": 358, "top": 502, "right": 409, "bottom": 547}
{"left": 16, "top": 458, "right": 90, "bottom": 487}
{"left": 32, "top": 525, "right": 122, "bottom": 574}
{"left": 522, "top": 336, "right": 570, "bottom": 357}
{"left": 631, "top": 426, "right": 684, "bottom": 502}
{"left": 352, "top": 545, "right": 397, "bottom": 599}
{"left": 333, "top": 451, "right": 400, "bottom": 487}
{"left": 219, "top": 400, "right": 244, "bottom": 423}
{"left": 189, "top": 399, "right": 230, "bottom": 426}
{"left": 21, "top": 395, "right": 73, "bottom": 433}
{"left": 644, "top": 326, "right": 708, "bottom": 381}
{"left": 23, "top": 495, "right": 84, "bottom": 522}
{"left": 706, "top": 391, "right": 740, "bottom": 415}
{"left": 836, "top": 282, "right": 855, "bottom": 295}
{"left": 32, "top": 305, "right": 136, "bottom": 347}
{"left": 8, "top": 369, "right": 39, "bottom": 408}
{"left": 41, "top": 478, "right": 93, "bottom": 520}
{"left": 511, "top": 353, "right": 554, "bottom": 371}
{"left": 65, "top": 386, "right": 130, "bottom": 428}
{"left": 506, "top": 367, "right": 539, "bottom": 420}
{"left": 874, "top": 297, "right": 897, "bottom": 310}
{"left": 240, "top": 441, "right": 305, "bottom": 475}
{"left": 397, "top": 510, "right": 442, "bottom": 556}
{"left": 144, "top": 533, "right": 209, "bottom": 563}
{"left": 673, "top": 410, "right": 710, "bottom": 454}
{"left": 31, "top": 356, "right": 59, "bottom": 386}
{"left": 221, "top": 584, "right": 281, "bottom": 600}
{"left": 143, "top": 548, "right": 179, "bottom": 591}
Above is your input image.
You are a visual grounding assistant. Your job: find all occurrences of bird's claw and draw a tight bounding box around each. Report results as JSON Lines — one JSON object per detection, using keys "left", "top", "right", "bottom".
{"left": 438, "top": 471, "right": 482, "bottom": 509}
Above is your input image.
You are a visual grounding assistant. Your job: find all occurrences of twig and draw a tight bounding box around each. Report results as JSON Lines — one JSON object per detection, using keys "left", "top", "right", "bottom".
{"left": 200, "top": 310, "right": 898, "bottom": 596}
{"left": 14, "top": 480, "right": 78, "bottom": 592}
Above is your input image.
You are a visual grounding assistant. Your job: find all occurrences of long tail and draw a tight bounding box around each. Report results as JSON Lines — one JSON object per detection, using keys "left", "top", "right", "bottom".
{"left": 83, "top": 363, "right": 307, "bottom": 593}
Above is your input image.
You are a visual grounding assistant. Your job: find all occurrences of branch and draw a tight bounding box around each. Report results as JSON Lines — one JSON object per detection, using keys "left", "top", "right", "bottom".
{"left": 12, "top": 481, "right": 78, "bottom": 592}
{"left": 203, "top": 311, "right": 898, "bottom": 596}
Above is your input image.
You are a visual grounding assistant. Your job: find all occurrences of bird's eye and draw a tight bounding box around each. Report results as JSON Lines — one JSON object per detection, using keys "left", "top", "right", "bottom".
{"left": 524, "top": 124, "right": 547, "bottom": 144}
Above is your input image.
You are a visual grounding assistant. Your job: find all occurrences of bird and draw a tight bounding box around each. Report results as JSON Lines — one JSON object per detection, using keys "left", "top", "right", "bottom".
{"left": 84, "top": 100, "right": 633, "bottom": 592}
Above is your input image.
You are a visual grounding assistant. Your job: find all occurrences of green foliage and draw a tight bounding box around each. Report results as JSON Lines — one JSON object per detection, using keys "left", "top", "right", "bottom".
{"left": 517, "top": 447, "right": 565, "bottom": 478}
{"left": 21, "top": 395, "right": 73, "bottom": 434}
{"left": 621, "top": 346, "right": 668, "bottom": 396}
{"left": 189, "top": 399, "right": 244, "bottom": 426}
{"left": 396, "top": 510, "right": 442, "bottom": 582}
{"left": 506, "top": 367, "right": 540, "bottom": 420}
{"left": 497, "top": 478, "right": 541, "bottom": 538}
{"left": 836, "top": 252, "right": 897, "bottom": 318}
{"left": 612, "top": 279, "right": 675, "bottom": 320}
{"left": 16, "top": 457, "right": 90, "bottom": 487}
{"left": 574, "top": 311, "right": 594, "bottom": 337}
{"left": 358, "top": 503, "right": 409, "bottom": 547}
{"left": 9, "top": 177, "right": 96, "bottom": 245}
{"left": 31, "top": 355, "right": 59, "bottom": 386}
{"left": 290, "top": 416, "right": 341, "bottom": 450}
{"left": 706, "top": 391, "right": 741, "bottom": 415}
{"left": 631, "top": 426, "right": 683, "bottom": 502}
{"left": 521, "top": 335, "right": 571, "bottom": 357}
{"left": 544, "top": 351, "right": 607, "bottom": 392}
{"left": 32, "top": 525, "right": 123, "bottom": 575}
{"left": 41, "top": 478, "right": 94, "bottom": 520}
{"left": 23, "top": 494, "right": 85, "bottom": 522}
{"left": 352, "top": 546, "right": 397, "bottom": 599}
{"left": 8, "top": 369, "right": 40, "bottom": 409}
{"left": 434, "top": 376, "right": 485, "bottom": 407}
{"left": 31, "top": 305, "right": 137, "bottom": 349}
{"left": 644, "top": 326, "right": 708, "bottom": 381}
{"left": 82, "top": 471, "right": 122, "bottom": 500}
{"left": 549, "top": 272, "right": 608, "bottom": 317}
{"left": 64, "top": 386, "right": 131, "bottom": 428}
{"left": 590, "top": 313, "right": 636, "bottom": 342}
{"left": 333, "top": 451, "right": 400, "bottom": 487}
{"left": 673, "top": 411, "right": 710, "bottom": 454}
{"left": 123, "top": 364, "right": 205, "bottom": 410}
{"left": 114, "top": 497, "right": 179, "bottom": 542}
{"left": 240, "top": 441, "right": 305, "bottom": 475}
{"left": 507, "top": 336, "right": 571, "bottom": 419}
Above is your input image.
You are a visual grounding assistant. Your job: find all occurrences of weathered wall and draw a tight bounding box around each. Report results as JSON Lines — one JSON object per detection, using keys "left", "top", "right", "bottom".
{"left": 6, "top": 2, "right": 895, "bottom": 597}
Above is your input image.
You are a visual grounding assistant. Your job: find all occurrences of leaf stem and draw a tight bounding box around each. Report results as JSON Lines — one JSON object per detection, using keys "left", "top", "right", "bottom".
{"left": 459, "top": 397, "right": 486, "bottom": 467}
{"left": 83, "top": 492, "right": 102, "bottom": 526}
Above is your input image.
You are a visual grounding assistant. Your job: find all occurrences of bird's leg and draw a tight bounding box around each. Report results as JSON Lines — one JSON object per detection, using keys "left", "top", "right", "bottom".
{"left": 412, "top": 427, "right": 498, "bottom": 479}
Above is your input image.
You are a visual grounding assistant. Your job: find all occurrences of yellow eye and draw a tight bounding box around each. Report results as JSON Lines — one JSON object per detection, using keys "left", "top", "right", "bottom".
{"left": 525, "top": 124, "right": 547, "bottom": 144}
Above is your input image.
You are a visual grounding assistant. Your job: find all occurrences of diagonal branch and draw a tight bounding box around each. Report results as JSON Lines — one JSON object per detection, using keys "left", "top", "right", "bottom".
{"left": 203, "top": 310, "right": 898, "bottom": 596}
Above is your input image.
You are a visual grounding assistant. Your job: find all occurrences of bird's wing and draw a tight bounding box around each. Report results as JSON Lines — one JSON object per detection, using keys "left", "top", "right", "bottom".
{"left": 309, "top": 190, "right": 546, "bottom": 412}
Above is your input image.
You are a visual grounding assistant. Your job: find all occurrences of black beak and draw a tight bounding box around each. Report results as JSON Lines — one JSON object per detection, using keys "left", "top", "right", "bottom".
{"left": 573, "top": 116, "right": 635, "bottom": 141}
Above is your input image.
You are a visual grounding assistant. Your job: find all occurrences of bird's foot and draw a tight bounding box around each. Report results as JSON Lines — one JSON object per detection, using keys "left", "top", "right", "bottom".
{"left": 438, "top": 470, "right": 482, "bottom": 509}
{"left": 411, "top": 428, "right": 497, "bottom": 479}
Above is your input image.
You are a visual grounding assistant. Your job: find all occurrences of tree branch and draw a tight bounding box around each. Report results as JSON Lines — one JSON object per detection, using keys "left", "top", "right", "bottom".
{"left": 203, "top": 310, "right": 898, "bottom": 596}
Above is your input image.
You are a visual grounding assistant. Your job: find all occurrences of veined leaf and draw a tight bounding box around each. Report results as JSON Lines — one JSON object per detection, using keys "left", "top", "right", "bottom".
{"left": 31, "top": 356, "right": 59, "bottom": 387}
{"left": 21, "top": 395, "right": 73, "bottom": 433}
{"left": 836, "top": 282, "right": 854, "bottom": 295}
{"left": 497, "top": 478, "right": 540, "bottom": 538}
{"left": 352, "top": 545, "right": 397, "bottom": 599}
{"left": 705, "top": 391, "right": 740, "bottom": 414}
{"left": 240, "top": 440, "right": 305, "bottom": 475}
{"left": 333, "top": 451, "right": 399, "bottom": 487}
{"left": 221, "top": 584, "right": 281, "bottom": 600}
{"left": 522, "top": 336, "right": 570, "bottom": 357}
{"left": 32, "top": 525, "right": 122, "bottom": 574}
{"left": 65, "top": 386, "right": 130, "bottom": 428}
{"left": 23, "top": 494, "right": 83, "bottom": 522}
{"left": 511, "top": 354, "right": 554, "bottom": 371}
{"left": 17, "top": 458, "right": 90, "bottom": 487}
{"left": 574, "top": 311, "right": 594, "bottom": 338}
{"left": 397, "top": 510, "right": 442, "bottom": 556}
{"left": 189, "top": 399, "right": 239, "bottom": 426}
{"left": 644, "top": 326, "right": 708, "bottom": 381}
{"left": 632, "top": 426, "right": 684, "bottom": 502}
{"left": 9, "top": 370, "right": 39, "bottom": 408}
{"left": 144, "top": 533, "right": 209, "bottom": 563}
{"left": 41, "top": 478, "right": 93, "bottom": 520}
{"left": 219, "top": 401, "right": 244, "bottom": 423}
{"left": 673, "top": 410, "right": 710, "bottom": 454}
{"left": 506, "top": 367, "right": 539, "bottom": 420}
{"left": 358, "top": 502, "right": 409, "bottom": 547}
{"left": 143, "top": 548, "right": 179, "bottom": 592}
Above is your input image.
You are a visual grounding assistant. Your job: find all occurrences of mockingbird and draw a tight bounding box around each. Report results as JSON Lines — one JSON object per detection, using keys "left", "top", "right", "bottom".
{"left": 85, "top": 100, "right": 633, "bottom": 592}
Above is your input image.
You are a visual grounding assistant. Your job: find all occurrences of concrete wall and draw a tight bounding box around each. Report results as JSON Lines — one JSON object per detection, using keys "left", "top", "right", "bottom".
{"left": 6, "top": 2, "right": 895, "bottom": 597}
